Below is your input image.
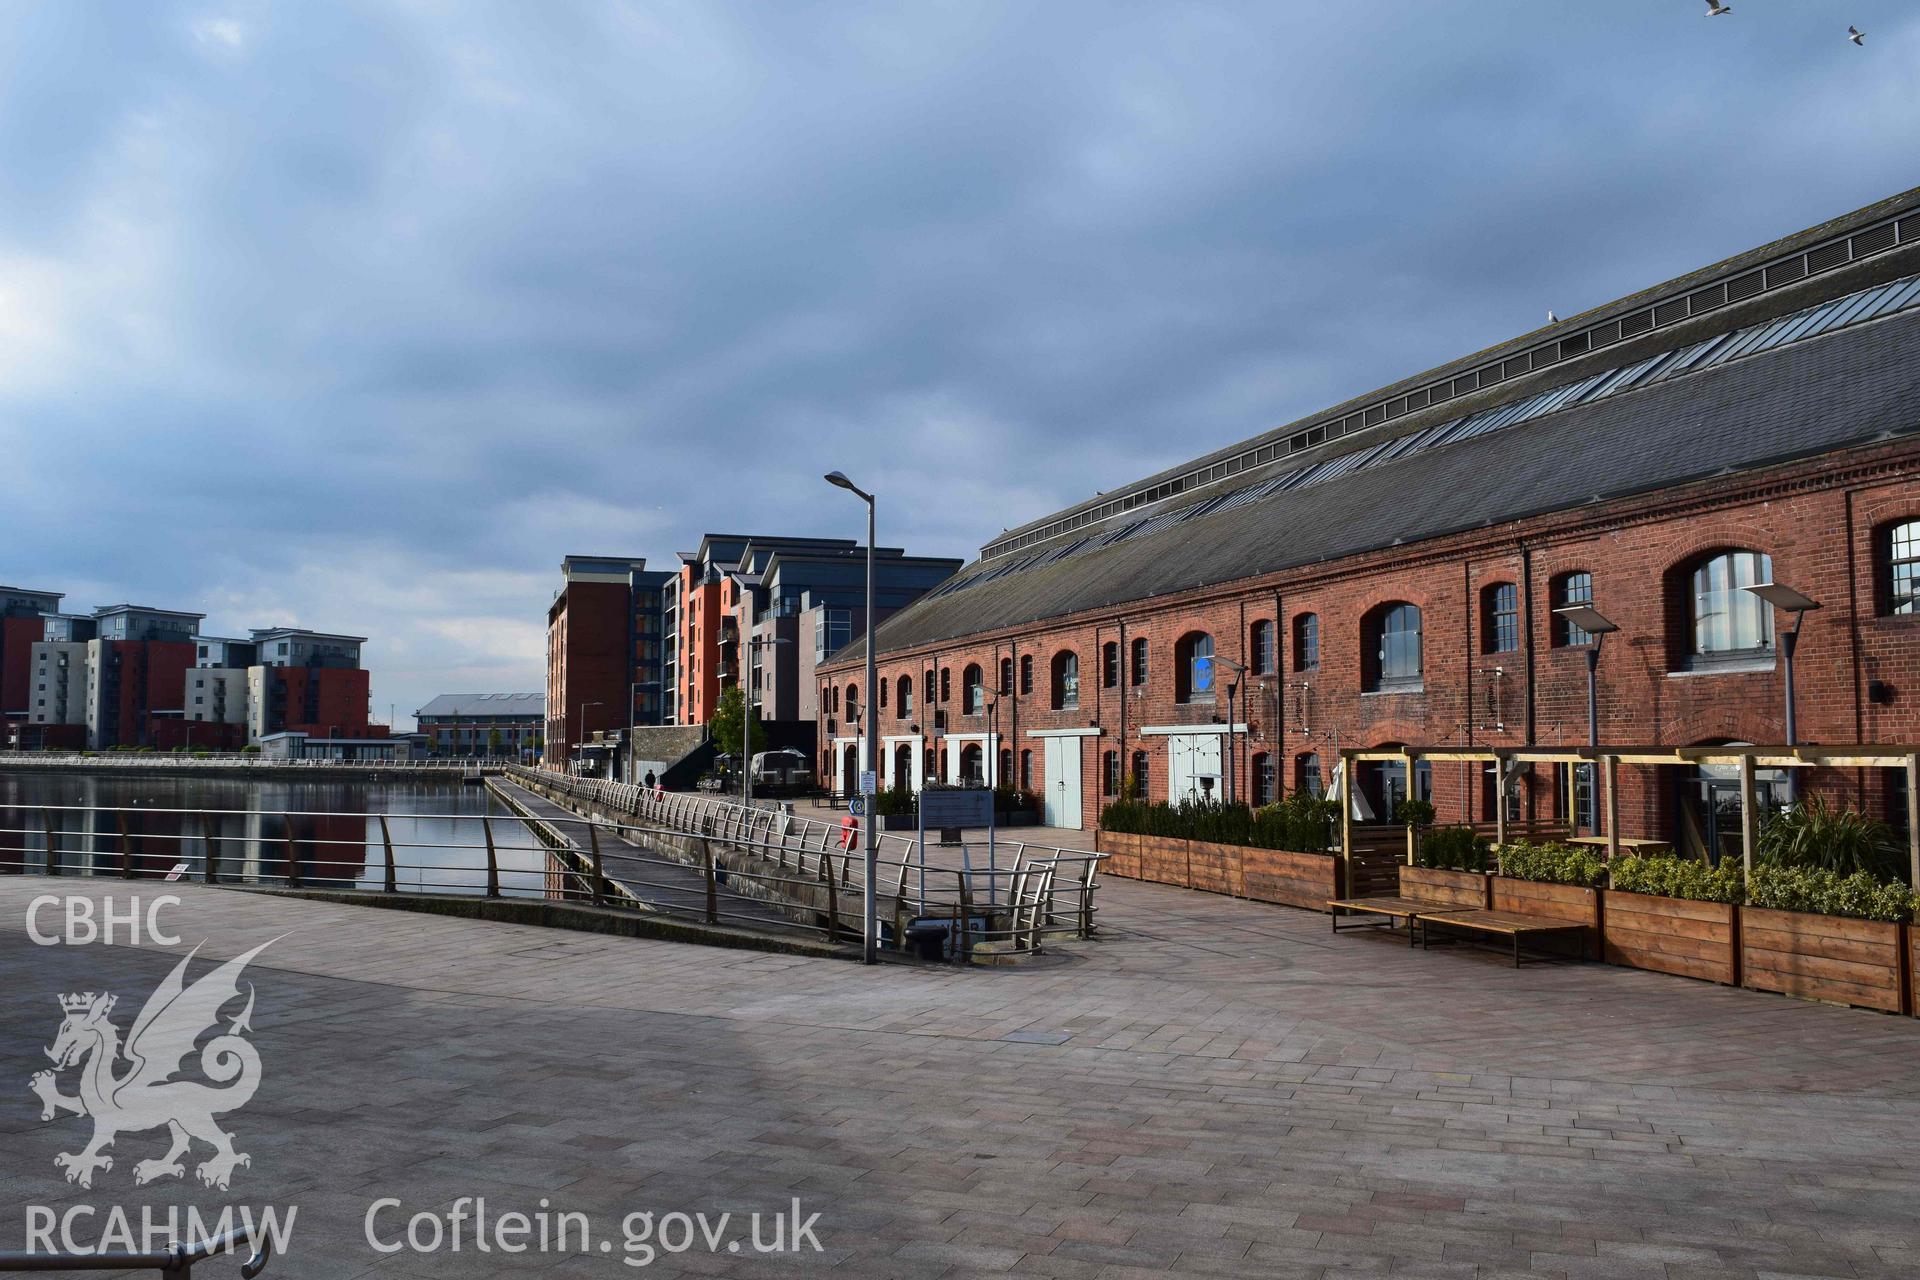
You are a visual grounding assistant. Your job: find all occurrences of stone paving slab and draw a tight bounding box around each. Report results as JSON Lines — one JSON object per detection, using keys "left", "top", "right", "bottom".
{"left": 0, "top": 877, "right": 1917, "bottom": 1279}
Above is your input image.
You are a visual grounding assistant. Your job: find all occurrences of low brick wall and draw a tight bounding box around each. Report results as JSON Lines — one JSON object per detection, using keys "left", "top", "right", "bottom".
{"left": 1095, "top": 830, "right": 1339, "bottom": 910}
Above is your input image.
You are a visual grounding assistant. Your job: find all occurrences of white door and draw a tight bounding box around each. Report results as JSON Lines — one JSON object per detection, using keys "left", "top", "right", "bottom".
{"left": 1042, "top": 736, "right": 1084, "bottom": 829}
{"left": 1166, "top": 733, "right": 1223, "bottom": 805}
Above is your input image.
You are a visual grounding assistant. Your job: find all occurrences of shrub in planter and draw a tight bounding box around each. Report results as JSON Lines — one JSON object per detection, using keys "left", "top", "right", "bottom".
{"left": 1418, "top": 826, "right": 1490, "bottom": 872}
{"left": 1746, "top": 863, "right": 1916, "bottom": 922}
{"left": 1391, "top": 798, "right": 1435, "bottom": 830}
{"left": 1609, "top": 853, "right": 1742, "bottom": 904}
{"left": 1099, "top": 793, "right": 1336, "bottom": 852}
{"left": 873, "top": 786, "right": 916, "bottom": 817}
{"left": 1496, "top": 840, "right": 1607, "bottom": 887}
{"left": 1757, "top": 797, "right": 1904, "bottom": 881}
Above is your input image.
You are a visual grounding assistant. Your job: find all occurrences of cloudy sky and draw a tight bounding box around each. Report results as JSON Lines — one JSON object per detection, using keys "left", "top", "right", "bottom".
{"left": 2, "top": 1, "right": 1915, "bottom": 727}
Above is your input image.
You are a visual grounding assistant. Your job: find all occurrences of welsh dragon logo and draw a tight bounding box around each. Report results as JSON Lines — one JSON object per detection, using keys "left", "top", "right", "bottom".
{"left": 29, "top": 940, "right": 273, "bottom": 1190}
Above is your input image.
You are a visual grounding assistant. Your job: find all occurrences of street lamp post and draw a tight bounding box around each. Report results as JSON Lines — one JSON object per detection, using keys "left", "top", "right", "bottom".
{"left": 576, "top": 701, "right": 603, "bottom": 776}
{"left": 740, "top": 635, "right": 792, "bottom": 812}
{"left": 825, "top": 470, "right": 880, "bottom": 963}
{"left": 1744, "top": 581, "right": 1820, "bottom": 750}
{"left": 1214, "top": 657, "right": 1249, "bottom": 805}
{"left": 1552, "top": 604, "right": 1620, "bottom": 750}
{"left": 1746, "top": 581, "right": 1821, "bottom": 802}
{"left": 1553, "top": 603, "right": 1619, "bottom": 837}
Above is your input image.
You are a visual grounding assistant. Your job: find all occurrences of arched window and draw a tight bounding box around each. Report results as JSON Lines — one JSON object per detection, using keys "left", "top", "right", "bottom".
{"left": 1364, "top": 603, "right": 1423, "bottom": 691}
{"left": 1252, "top": 752, "right": 1275, "bottom": 806}
{"left": 1552, "top": 571, "right": 1594, "bottom": 646}
{"left": 1019, "top": 655, "right": 1033, "bottom": 695}
{"left": 1101, "top": 641, "right": 1119, "bottom": 689}
{"left": 1293, "top": 613, "right": 1320, "bottom": 671}
{"left": 844, "top": 684, "right": 859, "bottom": 721}
{"left": 999, "top": 747, "right": 1013, "bottom": 788}
{"left": 1686, "top": 550, "right": 1774, "bottom": 663}
{"left": 1295, "top": 753, "right": 1322, "bottom": 796}
{"left": 1130, "top": 750, "right": 1149, "bottom": 799}
{"left": 1175, "top": 632, "right": 1215, "bottom": 703}
{"left": 878, "top": 677, "right": 889, "bottom": 713}
{"left": 1019, "top": 749, "right": 1034, "bottom": 790}
{"left": 1482, "top": 582, "right": 1519, "bottom": 654}
{"left": 940, "top": 667, "right": 952, "bottom": 702}
{"left": 925, "top": 746, "right": 937, "bottom": 779}
{"left": 896, "top": 674, "right": 913, "bottom": 719}
{"left": 999, "top": 656, "right": 1013, "bottom": 694}
{"left": 1051, "top": 651, "right": 1080, "bottom": 710}
{"left": 1250, "top": 620, "right": 1275, "bottom": 676}
{"left": 959, "top": 743, "right": 984, "bottom": 786}
{"left": 1102, "top": 751, "right": 1119, "bottom": 797}
{"left": 1886, "top": 520, "right": 1919, "bottom": 615}
{"left": 1130, "top": 636, "right": 1149, "bottom": 686}
{"left": 963, "top": 664, "right": 985, "bottom": 714}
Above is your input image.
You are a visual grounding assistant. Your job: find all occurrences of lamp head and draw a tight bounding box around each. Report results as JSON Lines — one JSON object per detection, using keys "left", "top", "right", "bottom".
{"left": 1553, "top": 604, "right": 1619, "bottom": 637}
{"left": 824, "top": 471, "right": 870, "bottom": 500}
{"left": 1744, "top": 582, "right": 1820, "bottom": 614}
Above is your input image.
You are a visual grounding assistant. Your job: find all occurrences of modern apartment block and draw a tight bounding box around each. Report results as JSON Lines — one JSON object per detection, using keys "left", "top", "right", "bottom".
{"left": 819, "top": 186, "right": 1920, "bottom": 846}
{"left": 543, "top": 556, "right": 671, "bottom": 770}
{"left": 0, "top": 586, "right": 63, "bottom": 731}
{"left": 415, "top": 692, "right": 545, "bottom": 757}
{"left": 665, "top": 534, "right": 961, "bottom": 733}
{"left": 7, "top": 598, "right": 384, "bottom": 751}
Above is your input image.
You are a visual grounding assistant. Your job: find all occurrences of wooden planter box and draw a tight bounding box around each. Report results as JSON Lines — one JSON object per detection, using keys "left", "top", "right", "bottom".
{"left": 1912, "top": 925, "right": 1920, "bottom": 1020}
{"left": 1741, "top": 906, "right": 1907, "bottom": 1014}
{"left": 1601, "top": 890, "right": 1738, "bottom": 986}
{"left": 1240, "top": 847, "right": 1341, "bottom": 910}
{"left": 1492, "top": 876, "right": 1600, "bottom": 957}
{"left": 1093, "top": 830, "right": 1339, "bottom": 910}
{"left": 1398, "top": 866, "right": 1490, "bottom": 909}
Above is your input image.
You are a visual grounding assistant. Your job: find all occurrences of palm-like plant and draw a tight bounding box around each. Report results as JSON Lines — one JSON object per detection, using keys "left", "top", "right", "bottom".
{"left": 1756, "top": 796, "right": 1903, "bottom": 881}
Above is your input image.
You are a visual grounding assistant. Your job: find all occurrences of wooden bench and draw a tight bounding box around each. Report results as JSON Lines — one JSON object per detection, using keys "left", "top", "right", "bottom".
{"left": 1414, "top": 908, "right": 1589, "bottom": 967}
{"left": 1327, "top": 871, "right": 1486, "bottom": 945}
{"left": 1325, "top": 895, "right": 1434, "bottom": 945}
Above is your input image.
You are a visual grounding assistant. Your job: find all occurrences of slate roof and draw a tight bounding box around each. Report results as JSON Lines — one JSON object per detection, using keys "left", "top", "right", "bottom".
{"left": 843, "top": 300, "right": 1920, "bottom": 661}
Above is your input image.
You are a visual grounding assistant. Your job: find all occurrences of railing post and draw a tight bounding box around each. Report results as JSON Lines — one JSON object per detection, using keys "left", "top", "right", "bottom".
{"left": 956, "top": 870, "right": 972, "bottom": 964}
{"left": 117, "top": 810, "right": 134, "bottom": 879}
{"left": 824, "top": 854, "right": 839, "bottom": 943}
{"left": 283, "top": 815, "right": 303, "bottom": 888}
{"left": 41, "top": 809, "right": 57, "bottom": 877}
{"left": 483, "top": 816, "right": 500, "bottom": 898}
{"left": 201, "top": 813, "right": 219, "bottom": 885}
{"left": 587, "top": 822, "right": 604, "bottom": 907}
{"left": 702, "top": 838, "right": 718, "bottom": 924}
{"left": 379, "top": 816, "right": 396, "bottom": 892}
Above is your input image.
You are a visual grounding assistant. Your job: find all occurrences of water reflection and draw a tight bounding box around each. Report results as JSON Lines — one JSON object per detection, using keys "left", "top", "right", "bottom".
{"left": 0, "top": 772, "right": 554, "bottom": 896}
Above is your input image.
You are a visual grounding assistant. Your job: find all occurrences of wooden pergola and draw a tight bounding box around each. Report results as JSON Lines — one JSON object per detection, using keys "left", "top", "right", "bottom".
{"left": 1338, "top": 744, "right": 1920, "bottom": 879}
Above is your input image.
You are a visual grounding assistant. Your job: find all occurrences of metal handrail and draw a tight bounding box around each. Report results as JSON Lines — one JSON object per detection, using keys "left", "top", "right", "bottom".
{"left": 0, "top": 1222, "right": 270, "bottom": 1276}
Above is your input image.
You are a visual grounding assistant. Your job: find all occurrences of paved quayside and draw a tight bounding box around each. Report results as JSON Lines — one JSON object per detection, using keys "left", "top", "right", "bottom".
{"left": 2, "top": 873, "right": 1918, "bottom": 1277}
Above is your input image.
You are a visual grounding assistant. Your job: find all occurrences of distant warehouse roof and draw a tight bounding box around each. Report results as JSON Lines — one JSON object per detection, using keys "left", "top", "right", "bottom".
{"left": 841, "top": 266, "right": 1920, "bottom": 661}
{"left": 415, "top": 693, "right": 546, "bottom": 718}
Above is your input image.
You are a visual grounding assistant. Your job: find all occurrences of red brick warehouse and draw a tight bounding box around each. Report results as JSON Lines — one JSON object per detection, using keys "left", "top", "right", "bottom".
{"left": 818, "top": 186, "right": 1920, "bottom": 853}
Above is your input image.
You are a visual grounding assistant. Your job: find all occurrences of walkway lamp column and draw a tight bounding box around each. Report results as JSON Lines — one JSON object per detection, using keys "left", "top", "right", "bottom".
{"left": 741, "top": 636, "right": 792, "bottom": 813}
{"left": 825, "top": 470, "right": 880, "bottom": 964}
{"left": 1745, "top": 581, "right": 1820, "bottom": 803}
{"left": 1553, "top": 603, "right": 1619, "bottom": 839}
{"left": 1552, "top": 604, "right": 1619, "bottom": 750}
{"left": 576, "top": 701, "right": 603, "bottom": 777}
{"left": 1214, "top": 657, "right": 1249, "bottom": 805}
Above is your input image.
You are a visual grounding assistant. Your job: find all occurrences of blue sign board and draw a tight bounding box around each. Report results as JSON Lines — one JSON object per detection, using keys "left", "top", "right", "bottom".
{"left": 1192, "top": 655, "right": 1214, "bottom": 693}
{"left": 848, "top": 796, "right": 866, "bottom": 817}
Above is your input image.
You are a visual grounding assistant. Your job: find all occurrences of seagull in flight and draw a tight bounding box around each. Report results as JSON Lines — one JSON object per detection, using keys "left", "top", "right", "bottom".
{"left": 1848, "top": 25, "right": 1865, "bottom": 45}
{"left": 1703, "top": 0, "right": 1731, "bottom": 14}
